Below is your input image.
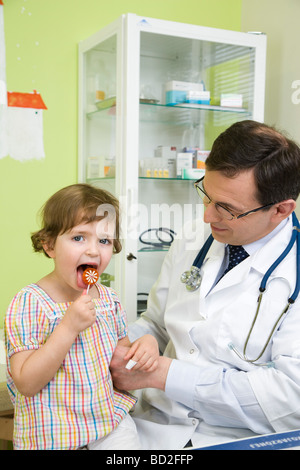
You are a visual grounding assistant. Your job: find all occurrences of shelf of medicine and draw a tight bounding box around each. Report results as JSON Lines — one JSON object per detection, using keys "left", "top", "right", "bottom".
{"left": 144, "top": 102, "right": 248, "bottom": 113}
{"left": 139, "top": 176, "right": 199, "bottom": 181}
{"left": 86, "top": 100, "right": 250, "bottom": 120}
{"left": 87, "top": 176, "right": 201, "bottom": 183}
{"left": 138, "top": 246, "right": 170, "bottom": 253}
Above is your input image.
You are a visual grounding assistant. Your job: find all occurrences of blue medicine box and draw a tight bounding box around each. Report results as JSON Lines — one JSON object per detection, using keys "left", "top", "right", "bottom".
{"left": 166, "top": 90, "right": 188, "bottom": 105}
{"left": 166, "top": 86, "right": 210, "bottom": 106}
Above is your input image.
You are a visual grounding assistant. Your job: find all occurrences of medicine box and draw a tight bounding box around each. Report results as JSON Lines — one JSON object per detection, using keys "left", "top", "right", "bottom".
{"left": 196, "top": 150, "right": 210, "bottom": 169}
{"left": 186, "top": 90, "right": 210, "bottom": 105}
{"left": 155, "top": 145, "right": 177, "bottom": 159}
{"left": 181, "top": 168, "right": 205, "bottom": 180}
{"left": 176, "top": 153, "right": 193, "bottom": 177}
{"left": 220, "top": 93, "right": 243, "bottom": 108}
{"left": 165, "top": 80, "right": 204, "bottom": 105}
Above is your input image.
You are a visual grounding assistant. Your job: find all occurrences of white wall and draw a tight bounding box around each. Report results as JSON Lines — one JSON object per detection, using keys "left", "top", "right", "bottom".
{"left": 242, "top": 0, "right": 300, "bottom": 141}
{"left": 242, "top": 0, "right": 300, "bottom": 216}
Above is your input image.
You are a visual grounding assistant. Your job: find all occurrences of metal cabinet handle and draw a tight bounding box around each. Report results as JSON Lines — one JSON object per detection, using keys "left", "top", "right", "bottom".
{"left": 127, "top": 253, "right": 137, "bottom": 261}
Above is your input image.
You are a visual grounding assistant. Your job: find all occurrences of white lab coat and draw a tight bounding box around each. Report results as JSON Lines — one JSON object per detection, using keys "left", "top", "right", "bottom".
{"left": 129, "top": 216, "right": 300, "bottom": 449}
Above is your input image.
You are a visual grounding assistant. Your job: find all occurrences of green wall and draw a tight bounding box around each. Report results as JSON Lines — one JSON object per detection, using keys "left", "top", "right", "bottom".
{"left": 0, "top": 0, "right": 242, "bottom": 324}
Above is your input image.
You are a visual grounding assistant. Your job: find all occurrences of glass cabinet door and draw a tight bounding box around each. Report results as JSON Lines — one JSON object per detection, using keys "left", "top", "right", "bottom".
{"left": 78, "top": 21, "right": 121, "bottom": 296}
{"left": 135, "top": 21, "right": 265, "bottom": 317}
{"left": 79, "top": 14, "right": 266, "bottom": 321}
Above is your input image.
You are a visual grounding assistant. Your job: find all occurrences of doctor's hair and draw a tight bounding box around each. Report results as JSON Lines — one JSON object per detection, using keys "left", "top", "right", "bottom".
{"left": 31, "top": 183, "right": 122, "bottom": 257}
{"left": 205, "top": 120, "right": 300, "bottom": 206}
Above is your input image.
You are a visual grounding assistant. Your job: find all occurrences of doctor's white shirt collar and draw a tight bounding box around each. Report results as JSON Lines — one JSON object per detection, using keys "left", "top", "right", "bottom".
{"left": 242, "top": 217, "right": 288, "bottom": 256}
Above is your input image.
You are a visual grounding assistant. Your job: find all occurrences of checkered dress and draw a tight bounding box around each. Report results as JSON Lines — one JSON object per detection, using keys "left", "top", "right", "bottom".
{"left": 5, "top": 283, "right": 136, "bottom": 450}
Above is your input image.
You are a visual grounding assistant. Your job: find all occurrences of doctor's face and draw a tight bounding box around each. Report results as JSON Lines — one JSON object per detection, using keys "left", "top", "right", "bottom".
{"left": 202, "top": 170, "right": 276, "bottom": 245}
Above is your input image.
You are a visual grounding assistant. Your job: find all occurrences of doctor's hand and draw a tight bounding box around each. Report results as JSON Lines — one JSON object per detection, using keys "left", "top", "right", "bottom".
{"left": 110, "top": 344, "right": 172, "bottom": 392}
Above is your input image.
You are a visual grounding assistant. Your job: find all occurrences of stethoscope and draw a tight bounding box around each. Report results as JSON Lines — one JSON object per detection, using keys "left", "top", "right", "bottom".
{"left": 139, "top": 227, "right": 176, "bottom": 250}
{"left": 181, "top": 212, "right": 300, "bottom": 367}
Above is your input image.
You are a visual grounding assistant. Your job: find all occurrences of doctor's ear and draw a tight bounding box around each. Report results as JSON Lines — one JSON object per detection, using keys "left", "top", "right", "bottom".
{"left": 272, "top": 199, "right": 296, "bottom": 221}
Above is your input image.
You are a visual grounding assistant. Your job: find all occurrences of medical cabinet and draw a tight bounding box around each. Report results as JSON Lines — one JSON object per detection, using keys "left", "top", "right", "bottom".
{"left": 78, "top": 13, "right": 266, "bottom": 321}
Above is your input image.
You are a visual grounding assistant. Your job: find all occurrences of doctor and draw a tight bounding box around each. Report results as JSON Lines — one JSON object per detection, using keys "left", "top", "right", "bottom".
{"left": 111, "top": 120, "right": 300, "bottom": 449}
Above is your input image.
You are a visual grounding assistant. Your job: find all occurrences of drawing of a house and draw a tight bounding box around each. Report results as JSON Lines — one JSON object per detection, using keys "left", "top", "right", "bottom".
{"left": 6, "top": 90, "right": 47, "bottom": 161}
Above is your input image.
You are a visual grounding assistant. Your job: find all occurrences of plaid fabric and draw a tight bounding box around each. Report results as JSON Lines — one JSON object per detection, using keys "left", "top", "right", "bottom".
{"left": 5, "top": 283, "right": 136, "bottom": 450}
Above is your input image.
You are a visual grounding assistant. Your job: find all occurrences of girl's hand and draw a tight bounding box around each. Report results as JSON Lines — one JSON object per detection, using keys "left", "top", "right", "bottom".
{"left": 62, "top": 290, "right": 96, "bottom": 336}
{"left": 123, "top": 334, "right": 159, "bottom": 372}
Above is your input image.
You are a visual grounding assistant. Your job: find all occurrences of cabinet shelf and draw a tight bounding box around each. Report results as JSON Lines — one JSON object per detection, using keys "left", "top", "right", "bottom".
{"left": 86, "top": 100, "right": 250, "bottom": 120}
{"left": 138, "top": 247, "right": 169, "bottom": 253}
{"left": 144, "top": 102, "right": 248, "bottom": 113}
{"left": 139, "top": 176, "right": 197, "bottom": 181}
{"left": 87, "top": 176, "right": 201, "bottom": 183}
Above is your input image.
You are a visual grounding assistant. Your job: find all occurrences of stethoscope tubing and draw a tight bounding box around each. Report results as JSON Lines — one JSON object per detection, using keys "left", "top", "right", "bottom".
{"left": 181, "top": 212, "right": 300, "bottom": 367}
{"left": 260, "top": 212, "right": 300, "bottom": 301}
{"left": 139, "top": 227, "right": 176, "bottom": 248}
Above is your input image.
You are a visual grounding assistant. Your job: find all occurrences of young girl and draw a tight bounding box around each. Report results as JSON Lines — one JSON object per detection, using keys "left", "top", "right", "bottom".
{"left": 5, "top": 184, "right": 159, "bottom": 450}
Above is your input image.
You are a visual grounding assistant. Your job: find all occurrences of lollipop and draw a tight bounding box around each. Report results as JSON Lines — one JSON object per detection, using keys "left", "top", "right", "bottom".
{"left": 82, "top": 267, "right": 99, "bottom": 293}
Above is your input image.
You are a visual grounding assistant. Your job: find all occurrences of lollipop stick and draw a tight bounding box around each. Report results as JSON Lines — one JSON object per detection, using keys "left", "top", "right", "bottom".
{"left": 86, "top": 284, "right": 90, "bottom": 295}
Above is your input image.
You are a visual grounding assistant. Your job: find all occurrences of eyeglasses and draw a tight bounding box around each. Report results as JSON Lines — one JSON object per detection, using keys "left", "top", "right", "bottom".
{"left": 194, "top": 176, "right": 274, "bottom": 221}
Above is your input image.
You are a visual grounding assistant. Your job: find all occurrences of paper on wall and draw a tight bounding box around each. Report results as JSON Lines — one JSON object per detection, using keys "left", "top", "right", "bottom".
{"left": 6, "top": 107, "right": 45, "bottom": 161}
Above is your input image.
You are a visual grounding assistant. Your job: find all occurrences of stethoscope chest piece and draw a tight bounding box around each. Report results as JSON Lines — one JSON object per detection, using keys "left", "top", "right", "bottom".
{"left": 181, "top": 266, "right": 202, "bottom": 291}
{"left": 180, "top": 234, "right": 214, "bottom": 292}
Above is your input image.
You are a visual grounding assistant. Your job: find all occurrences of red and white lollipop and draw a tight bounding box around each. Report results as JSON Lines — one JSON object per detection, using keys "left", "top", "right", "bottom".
{"left": 82, "top": 267, "right": 99, "bottom": 294}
